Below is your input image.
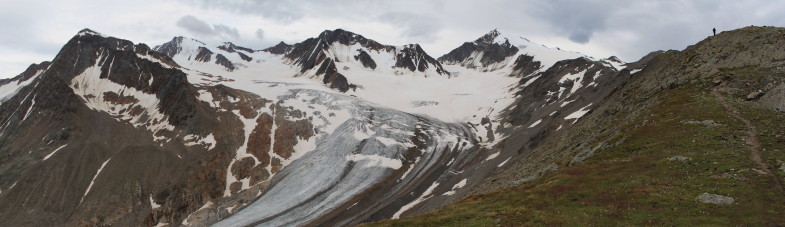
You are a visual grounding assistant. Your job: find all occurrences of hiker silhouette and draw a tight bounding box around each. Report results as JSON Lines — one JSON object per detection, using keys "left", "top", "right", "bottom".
{"left": 713, "top": 28, "right": 716, "bottom": 36}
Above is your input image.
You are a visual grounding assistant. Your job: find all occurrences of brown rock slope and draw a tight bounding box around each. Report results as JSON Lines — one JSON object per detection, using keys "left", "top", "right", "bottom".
{"left": 369, "top": 26, "right": 785, "bottom": 226}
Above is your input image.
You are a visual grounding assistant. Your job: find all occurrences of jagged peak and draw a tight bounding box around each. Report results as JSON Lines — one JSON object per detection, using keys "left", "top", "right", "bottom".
{"left": 77, "top": 28, "right": 107, "bottom": 38}
{"left": 164, "top": 36, "right": 206, "bottom": 47}
{"left": 474, "top": 29, "right": 538, "bottom": 48}
{"left": 402, "top": 43, "right": 422, "bottom": 49}
{"left": 310, "top": 28, "right": 387, "bottom": 49}
{"left": 261, "top": 41, "right": 292, "bottom": 55}
{"left": 318, "top": 28, "right": 360, "bottom": 39}
{"left": 603, "top": 56, "right": 624, "bottom": 63}
{"left": 0, "top": 61, "right": 51, "bottom": 86}
{"left": 475, "top": 29, "right": 502, "bottom": 45}
{"left": 153, "top": 36, "right": 208, "bottom": 58}
{"left": 218, "top": 42, "right": 254, "bottom": 53}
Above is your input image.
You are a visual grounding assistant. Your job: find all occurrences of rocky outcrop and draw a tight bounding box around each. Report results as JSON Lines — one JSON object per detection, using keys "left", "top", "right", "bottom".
{"left": 354, "top": 49, "right": 377, "bottom": 70}
{"left": 395, "top": 44, "right": 447, "bottom": 74}
{"left": 237, "top": 52, "right": 252, "bottom": 62}
{"left": 511, "top": 55, "right": 541, "bottom": 76}
{"left": 218, "top": 42, "right": 254, "bottom": 62}
{"left": 217, "top": 42, "right": 254, "bottom": 54}
{"left": 215, "top": 54, "right": 235, "bottom": 71}
{"left": 698, "top": 193, "right": 735, "bottom": 205}
{"left": 316, "top": 58, "right": 354, "bottom": 92}
{"left": 272, "top": 106, "right": 314, "bottom": 159}
{"left": 195, "top": 46, "right": 213, "bottom": 62}
{"left": 758, "top": 82, "right": 785, "bottom": 112}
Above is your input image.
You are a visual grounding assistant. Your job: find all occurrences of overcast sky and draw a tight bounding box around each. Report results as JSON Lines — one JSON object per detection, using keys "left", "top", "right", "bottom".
{"left": 2, "top": 0, "right": 784, "bottom": 78}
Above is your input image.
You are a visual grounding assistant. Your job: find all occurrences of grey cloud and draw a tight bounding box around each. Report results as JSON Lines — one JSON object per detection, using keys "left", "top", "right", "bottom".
{"left": 524, "top": 0, "right": 626, "bottom": 44}
{"left": 176, "top": 15, "right": 214, "bottom": 36}
{"left": 183, "top": 0, "right": 389, "bottom": 24}
{"left": 176, "top": 15, "right": 240, "bottom": 40}
{"left": 255, "top": 29, "right": 265, "bottom": 40}
{"left": 179, "top": 0, "right": 446, "bottom": 42}
{"left": 185, "top": 0, "right": 306, "bottom": 23}
{"left": 378, "top": 12, "right": 442, "bottom": 41}
{"left": 213, "top": 24, "right": 240, "bottom": 40}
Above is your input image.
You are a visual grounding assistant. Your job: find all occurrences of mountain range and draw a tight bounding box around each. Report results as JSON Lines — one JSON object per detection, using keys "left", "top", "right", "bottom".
{"left": 0, "top": 26, "right": 783, "bottom": 226}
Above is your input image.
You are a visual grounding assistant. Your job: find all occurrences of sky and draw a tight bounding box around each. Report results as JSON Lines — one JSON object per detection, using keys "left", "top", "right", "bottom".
{"left": 1, "top": 0, "right": 784, "bottom": 78}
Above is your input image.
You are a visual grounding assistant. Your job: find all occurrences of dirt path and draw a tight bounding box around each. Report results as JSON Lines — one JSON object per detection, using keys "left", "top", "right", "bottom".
{"left": 712, "top": 88, "right": 784, "bottom": 193}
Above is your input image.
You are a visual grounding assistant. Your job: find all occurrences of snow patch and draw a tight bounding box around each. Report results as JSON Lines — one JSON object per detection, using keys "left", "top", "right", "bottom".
{"left": 70, "top": 64, "right": 175, "bottom": 142}
{"left": 485, "top": 152, "right": 500, "bottom": 161}
{"left": 560, "top": 69, "right": 586, "bottom": 97}
{"left": 183, "top": 133, "right": 217, "bottom": 150}
{"left": 42, "top": 144, "right": 67, "bottom": 160}
{"left": 498, "top": 157, "right": 511, "bottom": 167}
{"left": 226, "top": 205, "right": 237, "bottom": 213}
{"left": 528, "top": 119, "right": 542, "bottom": 128}
{"left": 81, "top": 158, "right": 112, "bottom": 203}
{"left": 565, "top": 104, "right": 592, "bottom": 121}
{"left": 0, "top": 69, "right": 43, "bottom": 104}
{"left": 441, "top": 179, "right": 468, "bottom": 196}
{"left": 78, "top": 29, "right": 107, "bottom": 37}
{"left": 21, "top": 95, "right": 36, "bottom": 121}
{"left": 150, "top": 195, "right": 161, "bottom": 209}
{"left": 197, "top": 89, "right": 219, "bottom": 108}
{"left": 393, "top": 182, "right": 439, "bottom": 219}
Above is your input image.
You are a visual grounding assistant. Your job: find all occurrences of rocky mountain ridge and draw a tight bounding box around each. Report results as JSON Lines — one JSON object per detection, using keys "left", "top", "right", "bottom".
{"left": 0, "top": 27, "right": 631, "bottom": 226}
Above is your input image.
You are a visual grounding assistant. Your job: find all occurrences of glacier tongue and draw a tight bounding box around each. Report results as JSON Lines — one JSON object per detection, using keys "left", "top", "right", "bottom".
{"left": 214, "top": 89, "right": 477, "bottom": 227}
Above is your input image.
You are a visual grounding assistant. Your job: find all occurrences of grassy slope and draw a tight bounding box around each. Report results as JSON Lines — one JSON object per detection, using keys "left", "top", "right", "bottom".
{"left": 367, "top": 82, "right": 785, "bottom": 226}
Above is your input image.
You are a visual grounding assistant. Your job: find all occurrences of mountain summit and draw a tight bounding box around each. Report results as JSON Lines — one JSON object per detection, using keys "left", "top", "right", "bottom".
{"left": 439, "top": 29, "right": 590, "bottom": 73}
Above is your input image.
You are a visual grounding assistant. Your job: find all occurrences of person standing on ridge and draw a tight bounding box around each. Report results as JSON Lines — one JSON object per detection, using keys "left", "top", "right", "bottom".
{"left": 713, "top": 28, "right": 716, "bottom": 36}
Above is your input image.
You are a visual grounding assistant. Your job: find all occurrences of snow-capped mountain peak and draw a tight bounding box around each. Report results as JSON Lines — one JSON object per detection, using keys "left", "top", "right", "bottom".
{"left": 76, "top": 28, "right": 107, "bottom": 37}
{"left": 261, "top": 41, "right": 292, "bottom": 55}
{"left": 439, "top": 29, "right": 596, "bottom": 73}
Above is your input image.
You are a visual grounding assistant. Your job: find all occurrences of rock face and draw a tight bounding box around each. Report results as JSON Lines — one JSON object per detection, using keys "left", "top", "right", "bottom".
{"left": 759, "top": 83, "right": 785, "bottom": 112}
{"left": 195, "top": 46, "right": 214, "bottom": 62}
{"left": 0, "top": 29, "right": 237, "bottom": 226}
{"left": 215, "top": 54, "right": 235, "bottom": 71}
{"left": 262, "top": 41, "right": 292, "bottom": 55}
{"left": 438, "top": 29, "right": 519, "bottom": 71}
{"left": 354, "top": 49, "right": 377, "bottom": 70}
{"left": 698, "top": 193, "right": 735, "bottom": 205}
{"left": 0, "top": 27, "right": 634, "bottom": 227}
